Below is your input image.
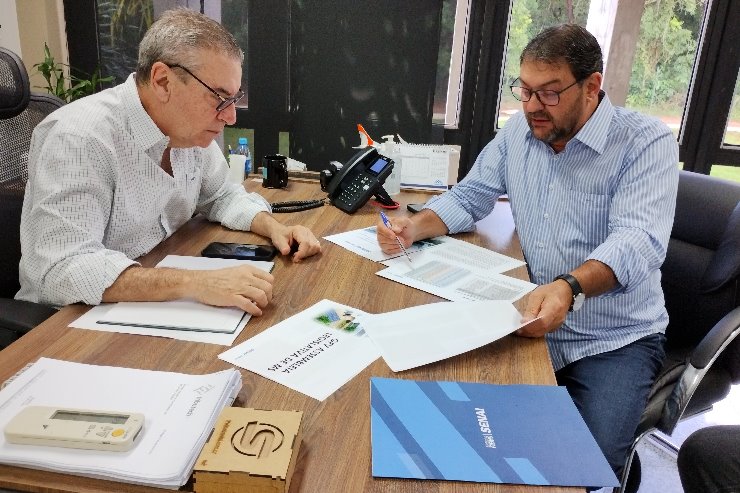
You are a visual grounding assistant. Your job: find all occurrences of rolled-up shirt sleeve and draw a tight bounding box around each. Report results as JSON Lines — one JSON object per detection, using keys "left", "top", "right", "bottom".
{"left": 194, "top": 143, "right": 271, "bottom": 231}
{"left": 586, "top": 128, "right": 679, "bottom": 292}
{"left": 19, "top": 132, "right": 138, "bottom": 306}
{"left": 425, "top": 131, "right": 508, "bottom": 233}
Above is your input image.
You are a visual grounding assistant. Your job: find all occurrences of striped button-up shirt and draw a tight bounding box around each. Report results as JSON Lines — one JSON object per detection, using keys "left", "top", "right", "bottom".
{"left": 17, "top": 74, "right": 270, "bottom": 306}
{"left": 427, "top": 93, "right": 679, "bottom": 370}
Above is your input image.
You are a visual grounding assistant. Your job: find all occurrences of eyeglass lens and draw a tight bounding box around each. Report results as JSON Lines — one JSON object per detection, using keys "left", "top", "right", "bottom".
{"left": 510, "top": 86, "right": 560, "bottom": 106}
{"left": 169, "top": 64, "right": 243, "bottom": 111}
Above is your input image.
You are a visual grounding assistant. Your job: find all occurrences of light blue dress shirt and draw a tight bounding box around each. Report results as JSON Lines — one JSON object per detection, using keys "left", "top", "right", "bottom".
{"left": 426, "top": 93, "right": 679, "bottom": 370}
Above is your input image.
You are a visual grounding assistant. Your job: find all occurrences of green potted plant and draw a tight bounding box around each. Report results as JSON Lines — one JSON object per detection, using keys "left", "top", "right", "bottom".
{"left": 33, "top": 43, "right": 114, "bottom": 103}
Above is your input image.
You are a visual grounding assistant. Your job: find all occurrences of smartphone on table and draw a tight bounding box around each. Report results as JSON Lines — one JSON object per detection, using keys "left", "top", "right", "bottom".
{"left": 201, "top": 242, "right": 278, "bottom": 261}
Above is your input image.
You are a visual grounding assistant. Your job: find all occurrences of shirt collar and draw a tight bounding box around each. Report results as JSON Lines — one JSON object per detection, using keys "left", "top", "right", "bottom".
{"left": 121, "top": 74, "right": 170, "bottom": 159}
{"left": 571, "top": 90, "right": 614, "bottom": 154}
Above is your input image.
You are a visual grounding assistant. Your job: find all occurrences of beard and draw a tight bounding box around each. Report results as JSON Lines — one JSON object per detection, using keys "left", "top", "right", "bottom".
{"left": 525, "top": 110, "right": 579, "bottom": 144}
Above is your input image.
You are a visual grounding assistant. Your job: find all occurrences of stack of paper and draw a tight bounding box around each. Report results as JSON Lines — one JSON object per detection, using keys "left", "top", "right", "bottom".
{"left": 0, "top": 358, "right": 242, "bottom": 489}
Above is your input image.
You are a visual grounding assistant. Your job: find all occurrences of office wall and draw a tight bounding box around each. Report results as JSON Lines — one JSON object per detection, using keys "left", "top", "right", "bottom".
{"left": 16, "top": 0, "right": 68, "bottom": 89}
{"left": 0, "top": 0, "right": 23, "bottom": 55}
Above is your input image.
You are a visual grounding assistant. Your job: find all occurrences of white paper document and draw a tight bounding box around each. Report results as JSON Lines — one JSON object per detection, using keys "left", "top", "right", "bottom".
{"left": 71, "top": 255, "right": 273, "bottom": 345}
{"left": 377, "top": 236, "right": 536, "bottom": 302}
{"left": 0, "top": 358, "right": 242, "bottom": 489}
{"left": 324, "top": 226, "right": 442, "bottom": 262}
{"left": 219, "top": 299, "right": 380, "bottom": 401}
{"left": 362, "top": 300, "right": 532, "bottom": 371}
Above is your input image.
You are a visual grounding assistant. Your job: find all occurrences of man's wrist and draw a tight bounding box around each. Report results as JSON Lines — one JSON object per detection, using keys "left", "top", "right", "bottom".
{"left": 553, "top": 273, "right": 585, "bottom": 311}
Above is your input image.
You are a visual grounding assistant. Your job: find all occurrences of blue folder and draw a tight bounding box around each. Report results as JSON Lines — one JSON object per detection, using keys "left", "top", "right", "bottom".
{"left": 370, "top": 377, "right": 619, "bottom": 488}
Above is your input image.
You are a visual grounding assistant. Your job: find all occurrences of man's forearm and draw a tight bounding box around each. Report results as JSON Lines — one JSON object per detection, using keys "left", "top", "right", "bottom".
{"left": 102, "top": 266, "right": 194, "bottom": 303}
{"left": 571, "top": 259, "right": 618, "bottom": 298}
{"left": 411, "top": 209, "right": 450, "bottom": 241}
{"left": 249, "top": 211, "right": 285, "bottom": 241}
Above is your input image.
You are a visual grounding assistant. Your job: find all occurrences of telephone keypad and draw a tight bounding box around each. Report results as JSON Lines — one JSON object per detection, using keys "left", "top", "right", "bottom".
{"left": 337, "top": 174, "right": 377, "bottom": 210}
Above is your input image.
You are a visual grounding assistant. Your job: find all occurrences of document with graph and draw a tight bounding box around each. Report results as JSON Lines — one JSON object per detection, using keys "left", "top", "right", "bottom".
{"left": 376, "top": 236, "right": 536, "bottom": 302}
{"left": 219, "top": 299, "right": 380, "bottom": 401}
{"left": 324, "top": 226, "right": 444, "bottom": 262}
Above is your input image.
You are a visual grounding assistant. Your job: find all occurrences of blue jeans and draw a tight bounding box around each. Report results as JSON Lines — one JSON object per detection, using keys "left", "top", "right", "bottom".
{"left": 555, "top": 333, "right": 666, "bottom": 477}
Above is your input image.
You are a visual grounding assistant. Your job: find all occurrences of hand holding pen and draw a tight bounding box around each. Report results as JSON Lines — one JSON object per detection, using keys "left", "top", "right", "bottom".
{"left": 380, "top": 212, "right": 412, "bottom": 262}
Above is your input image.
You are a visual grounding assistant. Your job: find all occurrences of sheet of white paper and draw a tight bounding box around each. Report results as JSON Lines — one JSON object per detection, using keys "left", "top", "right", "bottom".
{"left": 219, "top": 299, "right": 380, "bottom": 401}
{"left": 0, "top": 358, "right": 241, "bottom": 488}
{"left": 324, "top": 226, "right": 443, "bottom": 262}
{"left": 377, "top": 264, "right": 535, "bottom": 302}
{"left": 70, "top": 255, "right": 273, "bottom": 345}
{"left": 377, "top": 239, "right": 536, "bottom": 302}
{"left": 362, "top": 300, "right": 529, "bottom": 371}
{"left": 380, "top": 235, "right": 525, "bottom": 274}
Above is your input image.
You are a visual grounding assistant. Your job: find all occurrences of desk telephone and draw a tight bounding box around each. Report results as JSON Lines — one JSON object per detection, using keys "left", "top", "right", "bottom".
{"left": 320, "top": 147, "right": 396, "bottom": 213}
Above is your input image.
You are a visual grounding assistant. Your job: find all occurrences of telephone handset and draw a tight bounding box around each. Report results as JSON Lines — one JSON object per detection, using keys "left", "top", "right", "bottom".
{"left": 321, "top": 147, "right": 395, "bottom": 214}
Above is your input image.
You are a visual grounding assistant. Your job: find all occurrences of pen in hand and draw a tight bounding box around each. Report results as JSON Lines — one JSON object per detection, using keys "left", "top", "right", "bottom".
{"left": 380, "top": 212, "right": 412, "bottom": 263}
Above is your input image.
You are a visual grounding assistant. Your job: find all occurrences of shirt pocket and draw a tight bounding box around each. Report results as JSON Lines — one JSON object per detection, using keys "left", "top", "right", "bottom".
{"left": 559, "top": 190, "right": 611, "bottom": 253}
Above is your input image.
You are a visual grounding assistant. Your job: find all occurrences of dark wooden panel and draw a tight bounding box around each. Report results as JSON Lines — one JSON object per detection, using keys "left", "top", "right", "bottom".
{"left": 288, "top": 1, "right": 443, "bottom": 169}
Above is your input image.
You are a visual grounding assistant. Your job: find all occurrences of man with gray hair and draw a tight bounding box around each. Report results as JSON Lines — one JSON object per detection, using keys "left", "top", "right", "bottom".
{"left": 18, "top": 9, "right": 321, "bottom": 316}
{"left": 377, "top": 24, "right": 678, "bottom": 480}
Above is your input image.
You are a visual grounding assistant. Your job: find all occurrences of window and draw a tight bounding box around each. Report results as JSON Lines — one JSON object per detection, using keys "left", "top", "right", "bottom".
{"left": 96, "top": 0, "right": 152, "bottom": 85}
{"left": 722, "top": 68, "right": 740, "bottom": 148}
{"left": 433, "top": 0, "right": 471, "bottom": 128}
{"left": 499, "top": 0, "right": 708, "bottom": 140}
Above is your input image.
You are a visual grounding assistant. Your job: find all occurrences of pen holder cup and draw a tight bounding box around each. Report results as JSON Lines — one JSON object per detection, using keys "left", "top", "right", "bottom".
{"left": 262, "top": 155, "right": 289, "bottom": 189}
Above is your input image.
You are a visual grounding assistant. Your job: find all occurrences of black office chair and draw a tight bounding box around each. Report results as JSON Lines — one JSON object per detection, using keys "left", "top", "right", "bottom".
{"left": 0, "top": 47, "right": 63, "bottom": 349}
{"left": 619, "top": 170, "right": 740, "bottom": 493}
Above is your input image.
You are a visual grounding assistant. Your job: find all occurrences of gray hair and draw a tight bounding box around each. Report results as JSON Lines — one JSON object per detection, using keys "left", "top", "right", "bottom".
{"left": 520, "top": 24, "right": 603, "bottom": 82}
{"left": 135, "top": 8, "right": 244, "bottom": 85}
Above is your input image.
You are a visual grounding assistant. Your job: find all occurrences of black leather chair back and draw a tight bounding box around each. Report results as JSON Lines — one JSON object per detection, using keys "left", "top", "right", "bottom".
{"left": 621, "top": 171, "right": 740, "bottom": 493}
{"left": 663, "top": 171, "right": 740, "bottom": 351}
{"left": 661, "top": 171, "right": 740, "bottom": 391}
{"left": 0, "top": 48, "right": 65, "bottom": 299}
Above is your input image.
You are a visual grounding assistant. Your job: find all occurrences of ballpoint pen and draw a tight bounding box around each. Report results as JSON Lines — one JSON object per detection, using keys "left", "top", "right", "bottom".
{"left": 380, "top": 211, "right": 412, "bottom": 262}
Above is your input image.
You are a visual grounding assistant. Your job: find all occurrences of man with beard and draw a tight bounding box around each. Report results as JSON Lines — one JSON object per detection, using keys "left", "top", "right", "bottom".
{"left": 376, "top": 24, "right": 678, "bottom": 480}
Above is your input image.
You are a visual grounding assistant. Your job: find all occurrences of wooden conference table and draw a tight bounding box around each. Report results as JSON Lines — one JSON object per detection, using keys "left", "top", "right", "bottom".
{"left": 0, "top": 179, "right": 581, "bottom": 493}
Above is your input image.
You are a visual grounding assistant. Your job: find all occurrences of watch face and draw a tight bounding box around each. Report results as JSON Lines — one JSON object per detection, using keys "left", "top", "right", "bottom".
{"left": 572, "top": 292, "right": 586, "bottom": 311}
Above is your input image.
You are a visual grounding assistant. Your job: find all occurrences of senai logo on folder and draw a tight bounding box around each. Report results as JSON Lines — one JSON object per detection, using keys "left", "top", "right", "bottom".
{"left": 369, "top": 377, "right": 619, "bottom": 488}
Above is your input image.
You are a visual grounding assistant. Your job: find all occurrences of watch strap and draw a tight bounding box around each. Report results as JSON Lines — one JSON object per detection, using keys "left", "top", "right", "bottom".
{"left": 553, "top": 274, "right": 583, "bottom": 310}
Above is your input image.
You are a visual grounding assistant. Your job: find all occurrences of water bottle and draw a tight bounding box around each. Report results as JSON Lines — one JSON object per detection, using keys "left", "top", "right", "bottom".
{"left": 237, "top": 137, "right": 252, "bottom": 175}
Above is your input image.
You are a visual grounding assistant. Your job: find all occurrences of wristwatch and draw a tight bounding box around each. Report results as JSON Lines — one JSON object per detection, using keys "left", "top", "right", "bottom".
{"left": 553, "top": 274, "right": 585, "bottom": 312}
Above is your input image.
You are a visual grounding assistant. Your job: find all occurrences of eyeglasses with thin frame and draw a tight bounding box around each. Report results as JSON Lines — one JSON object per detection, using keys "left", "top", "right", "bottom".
{"left": 509, "top": 78, "right": 583, "bottom": 106}
{"left": 167, "top": 64, "right": 244, "bottom": 112}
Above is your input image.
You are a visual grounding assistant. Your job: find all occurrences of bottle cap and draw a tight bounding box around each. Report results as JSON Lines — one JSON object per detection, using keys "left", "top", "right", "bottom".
{"left": 238, "top": 137, "right": 248, "bottom": 145}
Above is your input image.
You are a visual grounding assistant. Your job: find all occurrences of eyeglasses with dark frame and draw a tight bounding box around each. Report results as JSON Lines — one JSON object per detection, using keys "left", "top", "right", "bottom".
{"left": 167, "top": 64, "right": 244, "bottom": 112}
{"left": 509, "top": 78, "right": 584, "bottom": 106}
